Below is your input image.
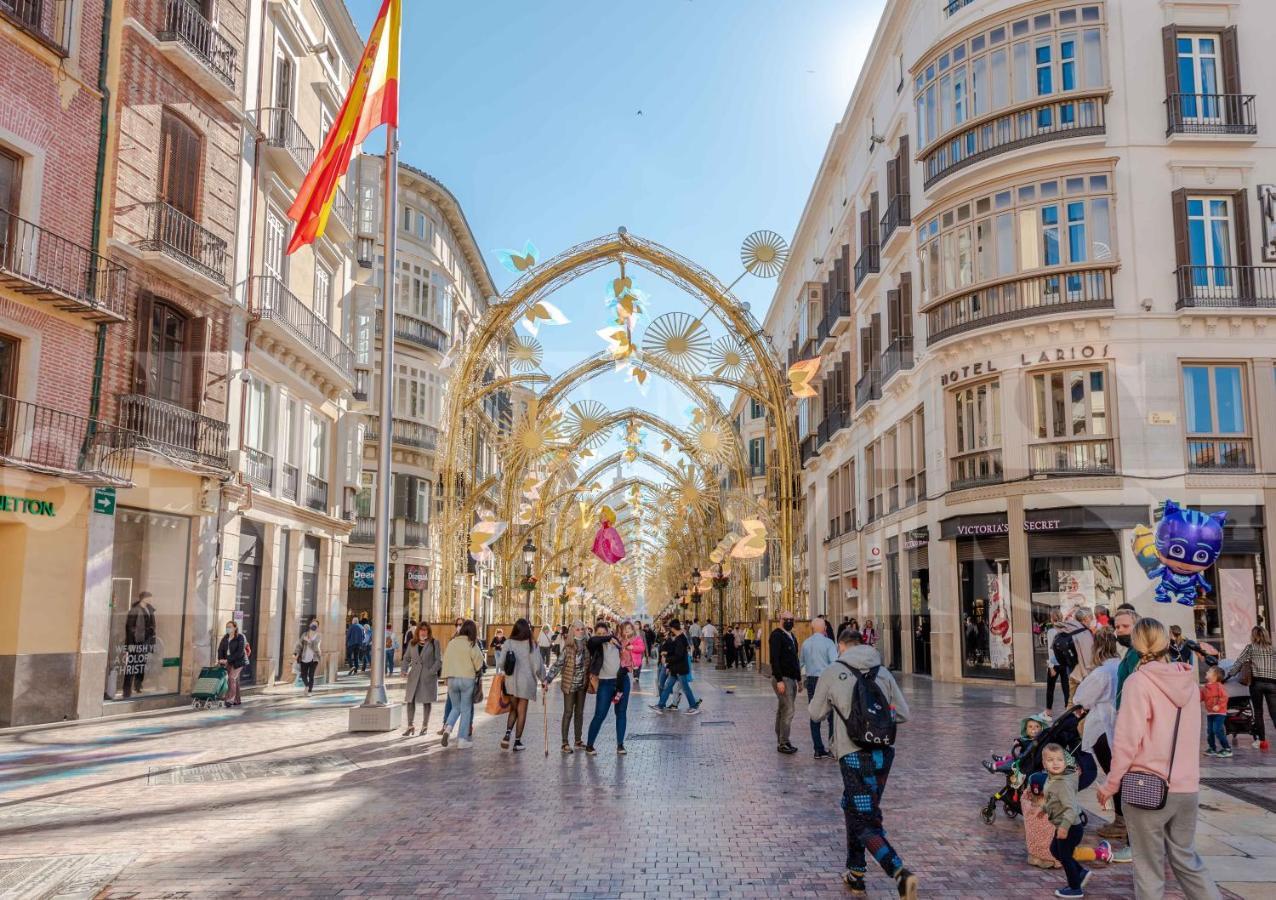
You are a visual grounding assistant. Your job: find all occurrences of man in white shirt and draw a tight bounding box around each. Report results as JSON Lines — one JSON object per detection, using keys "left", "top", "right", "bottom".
{"left": 702, "top": 621, "right": 718, "bottom": 663}
{"left": 688, "top": 619, "right": 703, "bottom": 661}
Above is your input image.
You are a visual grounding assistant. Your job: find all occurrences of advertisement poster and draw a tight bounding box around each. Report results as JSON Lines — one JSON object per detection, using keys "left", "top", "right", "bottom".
{"left": 353, "top": 562, "right": 375, "bottom": 589}
{"left": 1219, "top": 568, "right": 1258, "bottom": 660}
{"left": 1056, "top": 569, "right": 1095, "bottom": 615}
{"left": 987, "top": 570, "right": 1014, "bottom": 669}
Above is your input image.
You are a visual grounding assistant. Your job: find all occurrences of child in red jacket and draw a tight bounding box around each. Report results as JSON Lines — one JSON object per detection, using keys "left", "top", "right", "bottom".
{"left": 1201, "top": 665, "right": 1231, "bottom": 758}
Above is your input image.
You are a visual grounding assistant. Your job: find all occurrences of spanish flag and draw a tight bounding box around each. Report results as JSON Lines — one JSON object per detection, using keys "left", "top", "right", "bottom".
{"left": 286, "top": 0, "right": 400, "bottom": 254}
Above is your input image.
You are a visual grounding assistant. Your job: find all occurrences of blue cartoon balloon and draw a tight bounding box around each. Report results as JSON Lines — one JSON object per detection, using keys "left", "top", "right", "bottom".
{"left": 1137, "top": 500, "right": 1227, "bottom": 605}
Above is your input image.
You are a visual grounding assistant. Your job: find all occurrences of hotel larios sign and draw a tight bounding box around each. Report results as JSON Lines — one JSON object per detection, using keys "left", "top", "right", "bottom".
{"left": 940, "top": 345, "right": 1111, "bottom": 387}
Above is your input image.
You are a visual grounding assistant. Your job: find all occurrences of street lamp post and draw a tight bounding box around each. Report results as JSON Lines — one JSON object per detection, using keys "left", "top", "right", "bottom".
{"left": 521, "top": 537, "right": 536, "bottom": 621}
{"left": 690, "top": 566, "right": 703, "bottom": 656}
{"left": 713, "top": 562, "right": 729, "bottom": 670}
{"left": 558, "top": 566, "right": 570, "bottom": 626}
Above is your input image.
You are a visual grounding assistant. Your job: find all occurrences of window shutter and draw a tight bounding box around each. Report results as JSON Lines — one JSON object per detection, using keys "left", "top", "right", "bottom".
{"left": 159, "top": 112, "right": 201, "bottom": 218}
{"left": 841, "top": 351, "right": 852, "bottom": 404}
{"left": 133, "top": 291, "right": 154, "bottom": 395}
{"left": 898, "top": 135, "right": 910, "bottom": 177}
{"left": 886, "top": 288, "right": 901, "bottom": 342}
{"left": 1161, "top": 26, "right": 1180, "bottom": 98}
{"left": 185, "top": 315, "right": 210, "bottom": 412}
{"left": 900, "top": 272, "right": 913, "bottom": 337}
{"left": 870, "top": 312, "right": 882, "bottom": 359}
{"left": 1171, "top": 189, "right": 1190, "bottom": 302}
{"left": 869, "top": 192, "right": 880, "bottom": 243}
{"left": 1233, "top": 189, "right": 1253, "bottom": 265}
{"left": 393, "top": 474, "right": 409, "bottom": 518}
{"left": 885, "top": 158, "right": 898, "bottom": 203}
{"left": 859, "top": 327, "right": 872, "bottom": 374}
{"left": 859, "top": 210, "right": 871, "bottom": 252}
{"left": 1220, "top": 26, "right": 1241, "bottom": 95}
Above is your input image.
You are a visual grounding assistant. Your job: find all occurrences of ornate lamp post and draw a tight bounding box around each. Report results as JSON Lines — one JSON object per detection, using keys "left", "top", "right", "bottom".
{"left": 712, "top": 561, "right": 730, "bottom": 669}
{"left": 558, "top": 566, "right": 570, "bottom": 624}
{"left": 690, "top": 565, "right": 703, "bottom": 625}
{"left": 520, "top": 537, "right": 537, "bottom": 620}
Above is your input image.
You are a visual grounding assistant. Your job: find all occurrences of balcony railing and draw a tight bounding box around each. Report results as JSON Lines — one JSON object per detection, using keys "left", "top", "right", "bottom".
{"left": 305, "top": 474, "right": 329, "bottom": 512}
{"left": 350, "top": 516, "right": 375, "bottom": 544}
{"left": 749, "top": 463, "right": 767, "bottom": 478}
{"left": 854, "top": 244, "right": 880, "bottom": 288}
{"left": 365, "top": 415, "right": 439, "bottom": 451}
{"left": 136, "top": 200, "right": 228, "bottom": 284}
{"left": 1, "top": 0, "right": 72, "bottom": 56}
{"left": 1187, "top": 438, "right": 1254, "bottom": 472}
{"left": 353, "top": 368, "right": 370, "bottom": 403}
{"left": 0, "top": 208, "right": 128, "bottom": 321}
{"left": 403, "top": 519, "right": 429, "bottom": 547}
{"left": 926, "top": 266, "right": 1115, "bottom": 346}
{"left": 855, "top": 367, "right": 881, "bottom": 409}
{"left": 922, "top": 93, "right": 1107, "bottom": 190}
{"left": 880, "top": 193, "right": 911, "bottom": 245}
{"left": 281, "top": 462, "right": 299, "bottom": 502}
{"left": 117, "top": 393, "right": 229, "bottom": 470}
{"left": 376, "top": 310, "right": 449, "bottom": 352}
{"left": 1029, "top": 439, "right": 1115, "bottom": 476}
{"left": 0, "top": 394, "right": 134, "bottom": 485}
{"left": 243, "top": 446, "right": 273, "bottom": 491}
{"left": 254, "top": 107, "right": 315, "bottom": 173}
{"left": 332, "top": 185, "right": 354, "bottom": 234}
{"left": 881, "top": 335, "right": 914, "bottom": 383}
{"left": 820, "top": 289, "right": 850, "bottom": 340}
{"left": 156, "top": 0, "right": 237, "bottom": 90}
{"left": 799, "top": 434, "right": 817, "bottom": 467}
{"left": 251, "top": 276, "right": 355, "bottom": 383}
{"left": 1175, "top": 266, "right": 1276, "bottom": 309}
{"left": 1166, "top": 94, "right": 1257, "bottom": 137}
{"left": 943, "top": 0, "right": 976, "bottom": 15}
{"left": 950, "top": 449, "right": 1003, "bottom": 490}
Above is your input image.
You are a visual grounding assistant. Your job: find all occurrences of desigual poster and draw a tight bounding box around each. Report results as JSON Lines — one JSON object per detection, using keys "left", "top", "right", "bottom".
{"left": 986, "top": 571, "right": 1013, "bottom": 669}
{"left": 1219, "top": 568, "right": 1258, "bottom": 660}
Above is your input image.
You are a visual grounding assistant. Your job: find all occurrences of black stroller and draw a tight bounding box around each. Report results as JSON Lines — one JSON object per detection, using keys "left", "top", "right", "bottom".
{"left": 981, "top": 706, "right": 1093, "bottom": 824}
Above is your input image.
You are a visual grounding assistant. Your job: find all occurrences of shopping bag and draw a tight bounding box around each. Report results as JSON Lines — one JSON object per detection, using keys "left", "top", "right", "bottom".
{"left": 486, "top": 674, "right": 511, "bottom": 715}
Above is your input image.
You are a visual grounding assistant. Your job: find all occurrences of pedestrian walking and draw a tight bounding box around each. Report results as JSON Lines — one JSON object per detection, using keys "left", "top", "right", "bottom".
{"left": 293, "top": 618, "right": 322, "bottom": 694}
{"left": 1097, "top": 617, "right": 1220, "bottom": 900}
{"left": 769, "top": 610, "right": 801, "bottom": 754}
{"left": 809, "top": 626, "right": 917, "bottom": 899}
{"left": 440, "top": 619, "right": 484, "bottom": 748}
{"left": 1228, "top": 625, "right": 1276, "bottom": 749}
{"left": 644, "top": 624, "right": 657, "bottom": 659}
{"left": 216, "top": 620, "right": 250, "bottom": 707}
{"left": 345, "top": 615, "right": 363, "bottom": 675}
{"left": 702, "top": 620, "right": 717, "bottom": 662}
{"left": 689, "top": 618, "right": 703, "bottom": 661}
{"left": 1103, "top": 603, "right": 1140, "bottom": 848}
{"left": 585, "top": 620, "right": 633, "bottom": 754}
{"left": 861, "top": 618, "right": 878, "bottom": 647}
{"left": 651, "top": 619, "right": 700, "bottom": 714}
{"left": 545, "top": 621, "right": 590, "bottom": 752}
{"left": 537, "top": 625, "right": 553, "bottom": 667}
{"left": 383, "top": 624, "right": 398, "bottom": 676}
{"left": 491, "top": 627, "right": 507, "bottom": 672}
{"left": 1073, "top": 627, "right": 1121, "bottom": 783}
{"left": 401, "top": 623, "right": 441, "bottom": 737}
{"left": 801, "top": 615, "right": 839, "bottom": 759}
{"left": 1037, "top": 743, "right": 1091, "bottom": 898}
{"left": 1044, "top": 610, "right": 1067, "bottom": 712}
{"left": 359, "top": 614, "right": 373, "bottom": 673}
{"left": 502, "top": 618, "right": 548, "bottom": 751}
{"left": 1201, "top": 665, "right": 1231, "bottom": 758}
{"left": 724, "top": 625, "right": 737, "bottom": 669}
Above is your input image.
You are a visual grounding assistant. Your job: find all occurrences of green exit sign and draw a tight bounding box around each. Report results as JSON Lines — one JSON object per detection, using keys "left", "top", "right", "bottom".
{"left": 93, "top": 487, "right": 116, "bottom": 516}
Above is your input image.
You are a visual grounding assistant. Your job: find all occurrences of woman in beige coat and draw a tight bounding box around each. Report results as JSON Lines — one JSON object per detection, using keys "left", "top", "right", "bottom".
{"left": 401, "top": 623, "right": 441, "bottom": 736}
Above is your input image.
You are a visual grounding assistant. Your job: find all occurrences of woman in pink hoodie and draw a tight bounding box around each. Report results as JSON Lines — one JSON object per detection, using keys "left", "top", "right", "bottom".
{"left": 1097, "top": 618, "right": 1219, "bottom": 900}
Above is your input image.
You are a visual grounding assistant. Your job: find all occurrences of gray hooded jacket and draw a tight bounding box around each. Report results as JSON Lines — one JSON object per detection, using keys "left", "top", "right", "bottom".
{"left": 808, "top": 644, "right": 911, "bottom": 760}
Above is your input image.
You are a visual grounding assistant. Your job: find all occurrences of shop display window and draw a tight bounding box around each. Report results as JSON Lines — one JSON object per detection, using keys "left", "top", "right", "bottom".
{"left": 1029, "top": 552, "right": 1124, "bottom": 680}
{"left": 960, "top": 550, "right": 1013, "bottom": 679}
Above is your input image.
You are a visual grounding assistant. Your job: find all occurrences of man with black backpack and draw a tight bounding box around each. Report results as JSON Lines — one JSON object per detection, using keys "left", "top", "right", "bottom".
{"left": 809, "top": 627, "right": 917, "bottom": 900}
{"left": 1053, "top": 606, "right": 1095, "bottom": 695}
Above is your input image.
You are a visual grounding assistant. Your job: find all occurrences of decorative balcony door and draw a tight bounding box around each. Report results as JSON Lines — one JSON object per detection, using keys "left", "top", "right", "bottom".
{"left": 1176, "top": 35, "right": 1221, "bottom": 125}
{"left": 1188, "top": 195, "right": 1236, "bottom": 296}
{"left": 158, "top": 111, "right": 202, "bottom": 261}
{"left": 0, "top": 332, "right": 17, "bottom": 456}
{"left": 271, "top": 52, "right": 295, "bottom": 144}
{"left": 0, "top": 147, "right": 20, "bottom": 267}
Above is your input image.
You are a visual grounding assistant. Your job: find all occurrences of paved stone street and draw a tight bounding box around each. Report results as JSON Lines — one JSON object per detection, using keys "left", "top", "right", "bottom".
{"left": 2, "top": 664, "right": 1275, "bottom": 899}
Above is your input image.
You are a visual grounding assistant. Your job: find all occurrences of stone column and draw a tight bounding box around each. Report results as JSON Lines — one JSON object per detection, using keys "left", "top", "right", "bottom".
{"left": 1006, "top": 495, "right": 1034, "bottom": 686}
{"left": 76, "top": 490, "right": 117, "bottom": 720}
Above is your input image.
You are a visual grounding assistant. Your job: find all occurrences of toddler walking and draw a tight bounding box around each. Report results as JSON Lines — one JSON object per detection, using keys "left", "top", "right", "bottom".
{"left": 1201, "top": 665, "right": 1232, "bottom": 758}
{"left": 1040, "top": 743, "right": 1090, "bottom": 898}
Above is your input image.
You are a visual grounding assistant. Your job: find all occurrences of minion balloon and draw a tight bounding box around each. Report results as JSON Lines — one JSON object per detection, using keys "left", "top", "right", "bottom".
{"left": 1133, "top": 500, "right": 1227, "bottom": 605}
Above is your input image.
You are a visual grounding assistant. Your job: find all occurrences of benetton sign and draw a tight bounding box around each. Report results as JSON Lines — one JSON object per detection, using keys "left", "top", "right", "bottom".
{"left": 0, "top": 494, "right": 55, "bottom": 517}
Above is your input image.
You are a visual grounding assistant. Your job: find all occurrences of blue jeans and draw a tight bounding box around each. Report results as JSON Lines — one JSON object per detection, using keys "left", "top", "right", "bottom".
{"left": 806, "top": 676, "right": 833, "bottom": 754}
{"left": 1050, "top": 822, "right": 1087, "bottom": 890}
{"left": 359, "top": 644, "right": 371, "bottom": 670}
{"left": 587, "top": 671, "right": 630, "bottom": 747}
{"left": 385, "top": 648, "right": 395, "bottom": 675}
{"left": 1206, "top": 713, "right": 1230, "bottom": 751}
{"left": 445, "top": 677, "right": 475, "bottom": 739}
{"left": 657, "top": 672, "right": 697, "bottom": 708}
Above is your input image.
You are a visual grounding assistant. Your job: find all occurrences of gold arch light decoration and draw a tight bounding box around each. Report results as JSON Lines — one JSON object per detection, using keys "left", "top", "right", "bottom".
{"left": 437, "top": 231, "right": 798, "bottom": 621}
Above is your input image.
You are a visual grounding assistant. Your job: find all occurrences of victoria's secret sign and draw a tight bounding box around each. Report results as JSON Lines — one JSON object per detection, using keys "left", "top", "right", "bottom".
{"left": 949, "top": 519, "right": 1063, "bottom": 538}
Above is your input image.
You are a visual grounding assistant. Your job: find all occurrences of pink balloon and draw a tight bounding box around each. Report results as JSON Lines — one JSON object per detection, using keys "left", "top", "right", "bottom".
{"left": 592, "top": 521, "right": 626, "bottom": 565}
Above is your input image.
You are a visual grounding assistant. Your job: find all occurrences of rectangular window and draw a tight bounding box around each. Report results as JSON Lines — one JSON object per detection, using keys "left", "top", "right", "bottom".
{"left": 1060, "top": 34, "right": 1077, "bottom": 92}
{"left": 313, "top": 263, "right": 332, "bottom": 324}
{"left": 1035, "top": 40, "right": 1054, "bottom": 95}
{"left": 356, "top": 471, "right": 375, "bottom": 517}
{"left": 244, "top": 378, "right": 271, "bottom": 452}
{"left": 1082, "top": 28, "right": 1104, "bottom": 88}
{"left": 971, "top": 57, "right": 987, "bottom": 116}
{"left": 308, "top": 413, "right": 328, "bottom": 478}
{"left": 1187, "top": 196, "right": 1235, "bottom": 291}
{"left": 951, "top": 380, "right": 1003, "bottom": 487}
{"left": 1013, "top": 41, "right": 1032, "bottom": 102}
{"left": 1177, "top": 34, "right": 1221, "bottom": 123}
{"left": 990, "top": 48, "right": 1009, "bottom": 108}
{"left": 750, "top": 398, "right": 764, "bottom": 419}
{"left": 402, "top": 206, "right": 412, "bottom": 231}
{"left": 1183, "top": 363, "right": 1251, "bottom": 470}
{"left": 1066, "top": 201, "right": 1087, "bottom": 263}
{"left": 1041, "top": 205, "right": 1060, "bottom": 266}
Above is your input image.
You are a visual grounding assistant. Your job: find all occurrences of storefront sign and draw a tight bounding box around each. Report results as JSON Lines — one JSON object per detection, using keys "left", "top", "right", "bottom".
{"left": 93, "top": 487, "right": 116, "bottom": 516}
{"left": 903, "top": 527, "right": 930, "bottom": 551}
{"left": 943, "top": 506, "right": 1150, "bottom": 539}
{"left": 352, "top": 562, "right": 375, "bottom": 589}
{"left": 939, "top": 361, "right": 998, "bottom": 387}
{"left": 865, "top": 541, "right": 882, "bottom": 568}
{"left": 0, "top": 494, "right": 55, "bottom": 517}
{"left": 1019, "top": 344, "right": 1109, "bottom": 366}
{"left": 405, "top": 564, "right": 428, "bottom": 591}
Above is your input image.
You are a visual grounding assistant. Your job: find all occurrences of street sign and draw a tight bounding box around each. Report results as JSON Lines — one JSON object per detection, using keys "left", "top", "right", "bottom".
{"left": 92, "top": 487, "right": 116, "bottom": 516}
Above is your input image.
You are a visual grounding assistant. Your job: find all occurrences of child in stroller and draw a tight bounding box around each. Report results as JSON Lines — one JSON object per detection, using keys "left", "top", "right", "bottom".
{"left": 1219, "top": 656, "right": 1264, "bottom": 747}
{"left": 981, "top": 708, "right": 1094, "bottom": 824}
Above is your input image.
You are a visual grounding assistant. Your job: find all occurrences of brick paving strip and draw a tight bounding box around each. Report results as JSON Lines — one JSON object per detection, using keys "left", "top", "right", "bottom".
{"left": 0, "top": 668, "right": 1272, "bottom": 898}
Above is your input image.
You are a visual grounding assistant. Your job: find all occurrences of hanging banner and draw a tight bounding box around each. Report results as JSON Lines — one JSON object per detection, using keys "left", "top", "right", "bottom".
{"left": 352, "top": 562, "right": 375, "bottom": 589}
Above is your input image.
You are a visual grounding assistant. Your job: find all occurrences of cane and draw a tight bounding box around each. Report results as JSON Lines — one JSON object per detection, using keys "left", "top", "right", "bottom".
{"left": 542, "top": 690, "right": 549, "bottom": 756}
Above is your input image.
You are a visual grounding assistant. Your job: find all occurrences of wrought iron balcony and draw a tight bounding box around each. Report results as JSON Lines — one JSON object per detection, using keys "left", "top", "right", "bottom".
{"left": 243, "top": 446, "right": 273, "bottom": 491}
{"left": 1166, "top": 94, "right": 1257, "bottom": 137}
{"left": 880, "top": 193, "right": 911, "bottom": 246}
{"left": 922, "top": 93, "right": 1107, "bottom": 190}
{"left": 135, "top": 200, "right": 228, "bottom": 284}
{"left": 332, "top": 185, "right": 354, "bottom": 234}
{"left": 0, "top": 208, "right": 128, "bottom": 321}
{"left": 1029, "top": 439, "right": 1115, "bottom": 477}
{"left": 881, "top": 335, "right": 914, "bottom": 384}
{"left": 1175, "top": 266, "right": 1276, "bottom": 309}
{"left": 250, "top": 276, "right": 356, "bottom": 384}
{"left": 799, "top": 434, "right": 817, "bottom": 467}
{"left": 364, "top": 415, "right": 439, "bottom": 451}
{"left": 281, "top": 462, "right": 299, "bottom": 502}
{"left": 820, "top": 289, "right": 851, "bottom": 341}
{"left": 854, "top": 244, "right": 880, "bottom": 289}
{"left": 1187, "top": 438, "right": 1254, "bottom": 473}
{"left": 950, "top": 449, "right": 1003, "bottom": 490}
{"left": 1, "top": 0, "right": 73, "bottom": 56}
{"left": 117, "top": 393, "right": 229, "bottom": 470}
{"left": 156, "top": 0, "right": 237, "bottom": 92}
{"left": 305, "top": 474, "right": 328, "bottom": 512}
{"left": 403, "top": 519, "right": 429, "bottom": 548}
{"left": 855, "top": 367, "right": 881, "bottom": 409}
{"left": 375, "top": 310, "right": 449, "bottom": 352}
{"left": 926, "top": 265, "right": 1115, "bottom": 346}
{"left": 0, "top": 394, "right": 134, "bottom": 485}
{"left": 356, "top": 236, "right": 375, "bottom": 269}
{"left": 943, "top": 0, "right": 976, "bottom": 15}
{"left": 353, "top": 368, "right": 370, "bottom": 403}
{"left": 254, "top": 107, "right": 315, "bottom": 174}
{"left": 351, "top": 515, "right": 375, "bottom": 544}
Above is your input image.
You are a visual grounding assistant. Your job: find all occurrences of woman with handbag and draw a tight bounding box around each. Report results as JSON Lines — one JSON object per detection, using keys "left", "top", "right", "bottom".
{"left": 217, "top": 620, "right": 250, "bottom": 707}
{"left": 501, "top": 618, "right": 546, "bottom": 752}
{"left": 401, "top": 623, "right": 441, "bottom": 737}
{"left": 1097, "top": 618, "right": 1219, "bottom": 900}
{"left": 1228, "top": 625, "right": 1276, "bottom": 749}
{"left": 584, "top": 620, "right": 631, "bottom": 755}
{"left": 544, "top": 621, "right": 590, "bottom": 753}
{"left": 440, "top": 620, "right": 484, "bottom": 748}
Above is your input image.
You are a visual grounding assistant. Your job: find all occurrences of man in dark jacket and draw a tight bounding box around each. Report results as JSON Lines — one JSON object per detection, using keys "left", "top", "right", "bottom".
{"left": 345, "top": 616, "right": 363, "bottom": 675}
{"left": 770, "top": 610, "right": 802, "bottom": 754}
{"left": 651, "top": 620, "right": 701, "bottom": 714}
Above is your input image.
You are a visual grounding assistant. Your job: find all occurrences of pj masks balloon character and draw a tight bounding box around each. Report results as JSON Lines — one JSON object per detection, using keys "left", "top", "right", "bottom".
{"left": 1132, "top": 500, "right": 1226, "bottom": 605}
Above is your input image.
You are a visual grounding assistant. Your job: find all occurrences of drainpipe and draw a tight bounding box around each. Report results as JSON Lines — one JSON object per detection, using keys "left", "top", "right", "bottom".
{"left": 86, "top": 0, "right": 115, "bottom": 437}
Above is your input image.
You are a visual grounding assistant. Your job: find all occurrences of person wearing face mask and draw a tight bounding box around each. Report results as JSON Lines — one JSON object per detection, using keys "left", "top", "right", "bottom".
{"left": 293, "top": 618, "right": 323, "bottom": 694}
{"left": 1101, "top": 604, "right": 1140, "bottom": 850}
{"left": 769, "top": 611, "right": 802, "bottom": 755}
{"left": 544, "top": 621, "right": 591, "bottom": 753}
{"left": 217, "top": 620, "right": 250, "bottom": 707}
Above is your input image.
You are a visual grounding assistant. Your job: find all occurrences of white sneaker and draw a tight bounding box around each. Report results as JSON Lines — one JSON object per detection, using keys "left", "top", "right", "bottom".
{"left": 456, "top": 738, "right": 473, "bottom": 748}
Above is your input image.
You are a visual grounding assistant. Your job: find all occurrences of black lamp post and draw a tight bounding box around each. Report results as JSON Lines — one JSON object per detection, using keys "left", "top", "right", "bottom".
{"left": 690, "top": 566, "right": 703, "bottom": 625}
{"left": 558, "top": 566, "right": 570, "bottom": 623}
{"left": 713, "top": 561, "right": 729, "bottom": 669}
{"left": 521, "top": 537, "right": 536, "bottom": 620}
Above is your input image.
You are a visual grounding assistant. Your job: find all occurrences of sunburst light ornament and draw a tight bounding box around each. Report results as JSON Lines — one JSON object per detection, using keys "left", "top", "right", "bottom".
{"left": 508, "top": 399, "right": 564, "bottom": 459}
{"left": 740, "top": 230, "right": 789, "bottom": 278}
{"left": 508, "top": 333, "right": 544, "bottom": 372}
{"left": 642, "top": 312, "right": 711, "bottom": 374}
{"left": 691, "top": 418, "right": 734, "bottom": 463}
{"left": 563, "top": 400, "right": 611, "bottom": 450}
{"left": 708, "top": 336, "right": 751, "bottom": 380}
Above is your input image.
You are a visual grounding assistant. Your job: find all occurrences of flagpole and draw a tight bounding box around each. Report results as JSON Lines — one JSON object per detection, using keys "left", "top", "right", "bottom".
{"left": 363, "top": 125, "right": 398, "bottom": 710}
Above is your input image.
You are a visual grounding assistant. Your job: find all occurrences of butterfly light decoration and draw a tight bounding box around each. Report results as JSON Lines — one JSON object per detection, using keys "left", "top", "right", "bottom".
{"left": 730, "top": 519, "right": 768, "bottom": 560}
{"left": 496, "top": 241, "right": 538, "bottom": 275}
{"left": 788, "top": 357, "right": 821, "bottom": 399}
{"left": 520, "top": 300, "right": 570, "bottom": 337}
{"left": 468, "top": 520, "right": 508, "bottom": 563}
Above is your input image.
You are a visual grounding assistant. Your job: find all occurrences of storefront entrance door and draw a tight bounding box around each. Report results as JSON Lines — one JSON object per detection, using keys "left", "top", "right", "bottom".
{"left": 235, "top": 521, "right": 264, "bottom": 685}
{"left": 886, "top": 552, "right": 902, "bottom": 671}
{"left": 910, "top": 566, "right": 932, "bottom": 675}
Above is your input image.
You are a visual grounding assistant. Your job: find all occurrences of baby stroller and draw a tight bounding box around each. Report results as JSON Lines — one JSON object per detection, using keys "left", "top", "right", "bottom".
{"left": 981, "top": 706, "right": 1093, "bottom": 824}
{"left": 1219, "top": 657, "right": 1263, "bottom": 744}
{"left": 191, "top": 665, "right": 229, "bottom": 709}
